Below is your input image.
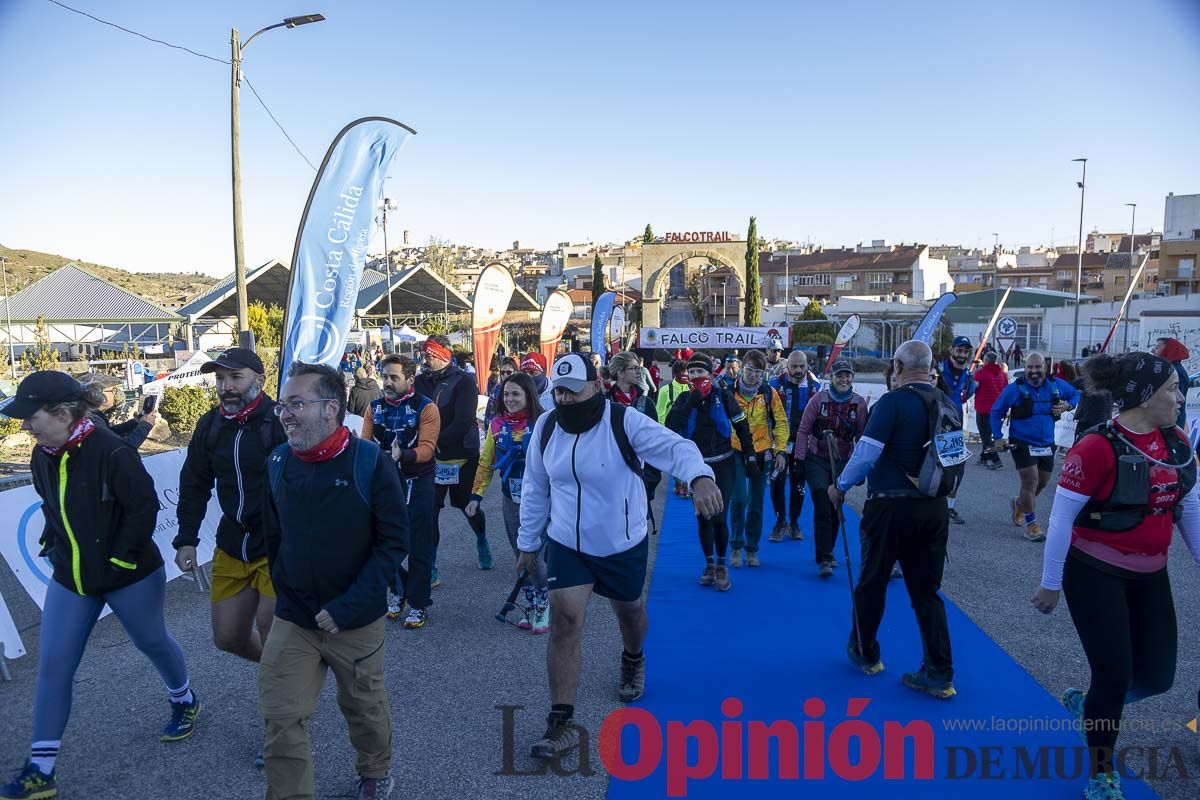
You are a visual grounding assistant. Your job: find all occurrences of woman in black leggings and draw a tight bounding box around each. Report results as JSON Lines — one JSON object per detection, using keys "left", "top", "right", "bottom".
{"left": 1032, "top": 352, "right": 1199, "bottom": 800}
{"left": 665, "top": 352, "right": 755, "bottom": 592}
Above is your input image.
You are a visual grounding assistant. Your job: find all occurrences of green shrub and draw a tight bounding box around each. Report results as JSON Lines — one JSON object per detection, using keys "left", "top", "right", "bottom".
{"left": 0, "top": 417, "right": 22, "bottom": 436}
{"left": 160, "top": 384, "right": 217, "bottom": 435}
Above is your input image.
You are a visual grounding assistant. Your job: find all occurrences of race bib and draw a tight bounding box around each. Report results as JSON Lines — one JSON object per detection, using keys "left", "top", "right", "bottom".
{"left": 1028, "top": 445, "right": 1053, "bottom": 457}
{"left": 508, "top": 477, "right": 523, "bottom": 503}
{"left": 934, "top": 430, "right": 970, "bottom": 467}
{"left": 435, "top": 461, "right": 463, "bottom": 485}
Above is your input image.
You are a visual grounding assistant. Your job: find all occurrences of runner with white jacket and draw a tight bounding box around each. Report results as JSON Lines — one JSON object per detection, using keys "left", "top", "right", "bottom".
{"left": 516, "top": 352, "right": 722, "bottom": 761}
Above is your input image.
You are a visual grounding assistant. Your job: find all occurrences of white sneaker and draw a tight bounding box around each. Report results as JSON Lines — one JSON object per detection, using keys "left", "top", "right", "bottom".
{"left": 386, "top": 590, "right": 403, "bottom": 620}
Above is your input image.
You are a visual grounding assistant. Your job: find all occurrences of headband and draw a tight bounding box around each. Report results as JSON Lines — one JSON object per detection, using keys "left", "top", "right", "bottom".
{"left": 422, "top": 339, "right": 452, "bottom": 362}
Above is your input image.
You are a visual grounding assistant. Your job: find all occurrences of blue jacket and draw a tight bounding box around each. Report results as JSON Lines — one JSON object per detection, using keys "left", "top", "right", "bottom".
{"left": 770, "top": 374, "right": 822, "bottom": 445}
{"left": 989, "top": 377, "right": 1079, "bottom": 447}
{"left": 938, "top": 358, "right": 977, "bottom": 404}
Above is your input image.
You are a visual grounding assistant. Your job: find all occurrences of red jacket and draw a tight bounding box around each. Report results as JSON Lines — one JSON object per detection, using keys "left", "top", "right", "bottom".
{"left": 973, "top": 363, "right": 1008, "bottom": 414}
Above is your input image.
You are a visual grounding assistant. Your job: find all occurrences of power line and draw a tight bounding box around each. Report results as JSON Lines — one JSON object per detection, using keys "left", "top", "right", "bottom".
{"left": 43, "top": 0, "right": 318, "bottom": 171}
{"left": 242, "top": 75, "right": 317, "bottom": 171}
{"left": 45, "top": 0, "right": 229, "bottom": 64}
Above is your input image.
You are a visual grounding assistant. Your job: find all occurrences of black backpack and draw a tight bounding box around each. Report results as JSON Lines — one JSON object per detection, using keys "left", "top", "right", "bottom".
{"left": 904, "top": 384, "right": 967, "bottom": 498}
{"left": 538, "top": 401, "right": 643, "bottom": 479}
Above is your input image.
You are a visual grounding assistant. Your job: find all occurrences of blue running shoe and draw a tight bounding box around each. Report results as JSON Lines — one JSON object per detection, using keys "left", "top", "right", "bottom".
{"left": 431, "top": 565, "right": 441, "bottom": 588}
{"left": 1062, "top": 687, "right": 1086, "bottom": 743}
{"left": 1083, "top": 773, "right": 1124, "bottom": 800}
{"left": 477, "top": 537, "right": 493, "bottom": 570}
{"left": 0, "top": 762, "right": 56, "bottom": 800}
{"left": 846, "top": 640, "right": 884, "bottom": 676}
{"left": 161, "top": 694, "right": 202, "bottom": 742}
{"left": 901, "top": 668, "right": 956, "bottom": 699}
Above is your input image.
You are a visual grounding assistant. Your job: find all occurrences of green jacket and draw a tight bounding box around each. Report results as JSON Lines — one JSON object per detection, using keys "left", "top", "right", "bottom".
{"left": 656, "top": 377, "right": 689, "bottom": 422}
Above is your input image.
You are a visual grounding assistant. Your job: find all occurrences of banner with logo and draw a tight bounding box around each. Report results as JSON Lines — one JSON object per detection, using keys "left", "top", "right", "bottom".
{"left": 142, "top": 350, "right": 213, "bottom": 397}
{"left": 280, "top": 117, "right": 415, "bottom": 386}
{"left": 638, "top": 326, "right": 792, "bottom": 350}
{"left": 538, "top": 289, "right": 573, "bottom": 371}
{"left": 608, "top": 305, "right": 627, "bottom": 355}
{"left": 591, "top": 291, "right": 616, "bottom": 362}
{"left": 823, "top": 314, "right": 861, "bottom": 376}
{"left": 913, "top": 292, "right": 958, "bottom": 345}
{"left": 472, "top": 262, "right": 516, "bottom": 395}
{"left": 0, "top": 449, "right": 221, "bottom": 616}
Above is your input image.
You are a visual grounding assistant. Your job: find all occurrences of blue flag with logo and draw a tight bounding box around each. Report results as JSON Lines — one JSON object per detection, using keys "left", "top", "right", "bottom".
{"left": 281, "top": 117, "right": 415, "bottom": 386}
{"left": 913, "top": 292, "right": 958, "bottom": 345}
{"left": 591, "top": 291, "right": 616, "bottom": 363}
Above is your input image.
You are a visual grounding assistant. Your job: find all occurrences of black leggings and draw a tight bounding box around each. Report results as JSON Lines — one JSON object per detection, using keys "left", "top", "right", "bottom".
{"left": 433, "top": 457, "right": 486, "bottom": 551}
{"left": 1062, "top": 549, "right": 1177, "bottom": 777}
{"left": 698, "top": 457, "right": 735, "bottom": 560}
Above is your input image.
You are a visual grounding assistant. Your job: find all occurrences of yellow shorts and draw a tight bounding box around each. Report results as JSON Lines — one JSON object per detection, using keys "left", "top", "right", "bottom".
{"left": 210, "top": 548, "right": 275, "bottom": 603}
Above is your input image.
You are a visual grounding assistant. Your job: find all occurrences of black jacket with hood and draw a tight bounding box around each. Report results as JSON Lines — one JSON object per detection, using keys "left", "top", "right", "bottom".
{"left": 174, "top": 396, "right": 288, "bottom": 563}
{"left": 414, "top": 364, "right": 480, "bottom": 461}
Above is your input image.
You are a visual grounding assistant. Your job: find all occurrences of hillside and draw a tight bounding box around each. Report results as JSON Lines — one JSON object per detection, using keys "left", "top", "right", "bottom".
{"left": 0, "top": 244, "right": 221, "bottom": 310}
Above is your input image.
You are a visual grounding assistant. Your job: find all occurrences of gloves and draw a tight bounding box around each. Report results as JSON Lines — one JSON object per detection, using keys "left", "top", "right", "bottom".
{"left": 744, "top": 455, "right": 762, "bottom": 480}
{"left": 789, "top": 457, "right": 805, "bottom": 482}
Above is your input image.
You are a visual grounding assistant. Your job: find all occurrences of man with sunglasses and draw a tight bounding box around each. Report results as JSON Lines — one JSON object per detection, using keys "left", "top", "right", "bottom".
{"left": 174, "top": 347, "right": 287, "bottom": 766}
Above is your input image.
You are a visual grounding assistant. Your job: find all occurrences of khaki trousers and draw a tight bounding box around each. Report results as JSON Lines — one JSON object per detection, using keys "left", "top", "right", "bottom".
{"left": 258, "top": 616, "right": 390, "bottom": 800}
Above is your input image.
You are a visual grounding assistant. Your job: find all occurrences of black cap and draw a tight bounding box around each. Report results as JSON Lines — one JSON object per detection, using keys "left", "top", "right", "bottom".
{"left": 830, "top": 358, "right": 855, "bottom": 376}
{"left": 0, "top": 371, "right": 85, "bottom": 419}
{"left": 200, "top": 347, "right": 265, "bottom": 375}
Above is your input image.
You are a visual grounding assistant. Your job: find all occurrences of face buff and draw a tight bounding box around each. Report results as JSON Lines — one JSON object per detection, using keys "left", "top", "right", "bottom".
{"left": 556, "top": 391, "right": 605, "bottom": 434}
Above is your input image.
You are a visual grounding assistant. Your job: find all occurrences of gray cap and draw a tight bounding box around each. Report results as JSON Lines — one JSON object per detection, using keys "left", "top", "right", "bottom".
{"left": 830, "top": 358, "right": 855, "bottom": 376}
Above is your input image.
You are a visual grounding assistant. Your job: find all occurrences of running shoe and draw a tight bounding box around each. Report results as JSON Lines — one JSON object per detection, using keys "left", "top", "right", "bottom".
{"left": 355, "top": 774, "right": 394, "bottom": 799}
{"left": 531, "top": 605, "right": 550, "bottom": 635}
{"left": 255, "top": 750, "right": 265, "bottom": 769}
{"left": 476, "top": 537, "right": 494, "bottom": 570}
{"left": 901, "top": 668, "right": 956, "bottom": 699}
{"left": 1025, "top": 523, "right": 1045, "bottom": 542}
{"left": 891, "top": 564, "right": 903, "bottom": 580}
{"left": 161, "top": 693, "right": 202, "bottom": 742}
{"left": 0, "top": 762, "right": 56, "bottom": 800}
{"left": 430, "top": 565, "right": 441, "bottom": 588}
{"left": 846, "top": 640, "right": 884, "bottom": 675}
{"left": 386, "top": 590, "right": 404, "bottom": 620}
{"left": 730, "top": 549, "right": 743, "bottom": 567}
{"left": 531, "top": 713, "right": 580, "bottom": 760}
{"left": 948, "top": 508, "right": 965, "bottom": 525}
{"left": 769, "top": 519, "right": 786, "bottom": 542}
{"left": 1062, "top": 687, "right": 1087, "bottom": 743}
{"left": 746, "top": 551, "right": 761, "bottom": 567}
{"left": 699, "top": 564, "right": 716, "bottom": 586}
{"left": 618, "top": 653, "right": 646, "bottom": 702}
{"left": 516, "top": 609, "right": 533, "bottom": 630}
{"left": 788, "top": 522, "right": 803, "bottom": 540}
{"left": 819, "top": 561, "right": 833, "bottom": 579}
{"left": 1082, "top": 773, "right": 1124, "bottom": 800}
{"left": 714, "top": 565, "right": 731, "bottom": 591}
{"left": 403, "top": 608, "right": 427, "bottom": 629}
{"left": 1011, "top": 497, "right": 1024, "bottom": 527}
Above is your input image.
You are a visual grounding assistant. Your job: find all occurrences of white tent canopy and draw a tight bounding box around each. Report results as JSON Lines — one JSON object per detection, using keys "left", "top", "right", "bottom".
{"left": 394, "top": 324, "right": 427, "bottom": 343}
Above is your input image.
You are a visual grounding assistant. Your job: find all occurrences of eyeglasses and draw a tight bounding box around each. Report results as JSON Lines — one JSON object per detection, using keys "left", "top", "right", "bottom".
{"left": 273, "top": 398, "right": 338, "bottom": 416}
{"left": 742, "top": 368, "right": 765, "bottom": 378}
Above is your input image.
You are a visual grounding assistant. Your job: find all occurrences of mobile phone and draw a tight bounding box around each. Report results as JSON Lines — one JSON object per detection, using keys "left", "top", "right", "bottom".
{"left": 142, "top": 394, "right": 158, "bottom": 415}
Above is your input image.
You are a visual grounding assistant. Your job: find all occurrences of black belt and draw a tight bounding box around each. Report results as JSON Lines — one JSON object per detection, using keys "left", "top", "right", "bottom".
{"left": 866, "top": 489, "right": 924, "bottom": 500}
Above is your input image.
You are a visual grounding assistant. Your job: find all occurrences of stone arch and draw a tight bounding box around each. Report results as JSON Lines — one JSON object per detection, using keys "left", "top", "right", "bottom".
{"left": 645, "top": 248, "right": 742, "bottom": 303}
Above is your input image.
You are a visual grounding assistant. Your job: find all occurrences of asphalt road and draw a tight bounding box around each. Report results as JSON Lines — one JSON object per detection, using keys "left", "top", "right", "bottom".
{"left": 1, "top": 446, "right": 1198, "bottom": 798}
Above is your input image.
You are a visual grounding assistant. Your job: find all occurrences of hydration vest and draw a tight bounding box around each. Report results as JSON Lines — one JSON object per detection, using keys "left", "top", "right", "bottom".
{"left": 1073, "top": 424, "right": 1197, "bottom": 533}
{"left": 369, "top": 393, "right": 432, "bottom": 450}
{"left": 1011, "top": 377, "right": 1061, "bottom": 421}
{"left": 811, "top": 392, "right": 861, "bottom": 445}
{"left": 492, "top": 418, "right": 529, "bottom": 501}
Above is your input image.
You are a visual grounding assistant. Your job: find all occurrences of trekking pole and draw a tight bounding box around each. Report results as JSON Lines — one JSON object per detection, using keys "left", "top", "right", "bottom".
{"left": 825, "top": 430, "right": 865, "bottom": 662}
{"left": 496, "top": 569, "right": 529, "bottom": 626}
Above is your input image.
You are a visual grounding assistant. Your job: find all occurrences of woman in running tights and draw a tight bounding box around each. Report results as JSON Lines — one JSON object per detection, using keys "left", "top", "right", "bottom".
{"left": 665, "top": 352, "right": 755, "bottom": 592}
{"left": 1, "top": 372, "right": 198, "bottom": 800}
{"left": 468, "top": 372, "right": 549, "bottom": 632}
{"left": 1032, "top": 353, "right": 1199, "bottom": 800}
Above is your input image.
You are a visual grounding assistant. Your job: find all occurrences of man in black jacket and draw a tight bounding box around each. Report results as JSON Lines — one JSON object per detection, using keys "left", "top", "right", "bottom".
{"left": 173, "top": 348, "right": 287, "bottom": 672}
{"left": 259, "top": 360, "right": 408, "bottom": 800}
{"left": 414, "top": 334, "right": 492, "bottom": 573}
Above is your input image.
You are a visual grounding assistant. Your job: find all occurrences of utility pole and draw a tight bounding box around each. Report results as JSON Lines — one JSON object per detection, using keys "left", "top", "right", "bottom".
{"left": 229, "top": 14, "right": 325, "bottom": 348}
{"left": 1071, "top": 158, "right": 1087, "bottom": 360}
{"left": 377, "top": 193, "right": 396, "bottom": 352}
{"left": 1123, "top": 203, "right": 1136, "bottom": 353}
{"left": 0, "top": 257, "right": 14, "bottom": 379}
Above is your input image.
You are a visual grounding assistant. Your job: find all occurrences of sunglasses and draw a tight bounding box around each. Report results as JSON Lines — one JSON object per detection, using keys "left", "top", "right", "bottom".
{"left": 499, "top": 370, "right": 515, "bottom": 377}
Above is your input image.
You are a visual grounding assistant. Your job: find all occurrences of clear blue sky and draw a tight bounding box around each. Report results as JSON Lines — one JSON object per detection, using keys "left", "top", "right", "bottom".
{"left": 2, "top": 0, "right": 1198, "bottom": 276}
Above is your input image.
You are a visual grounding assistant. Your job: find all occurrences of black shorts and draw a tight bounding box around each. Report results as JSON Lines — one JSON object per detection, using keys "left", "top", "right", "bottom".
{"left": 1010, "top": 441, "right": 1056, "bottom": 472}
{"left": 546, "top": 537, "right": 649, "bottom": 602}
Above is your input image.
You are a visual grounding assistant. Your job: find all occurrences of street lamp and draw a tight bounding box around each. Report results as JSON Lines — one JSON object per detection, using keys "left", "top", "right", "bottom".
{"left": 376, "top": 190, "right": 397, "bottom": 352}
{"left": 0, "top": 257, "right": 14, "bottom": 379}
{"left": 1123, "top": 202, "right": 1136, "bottom": 353}
{"left": 230, "top": 13, "right": 325, "bottom": 348}
{"left": 1071, "top": 158, "right": 1087, "bottom": 360}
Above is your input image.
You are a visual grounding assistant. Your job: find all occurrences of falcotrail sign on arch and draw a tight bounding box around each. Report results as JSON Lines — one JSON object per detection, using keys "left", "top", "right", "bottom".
{"left": 639, "top": 326, "right": 791, "bottom": 349}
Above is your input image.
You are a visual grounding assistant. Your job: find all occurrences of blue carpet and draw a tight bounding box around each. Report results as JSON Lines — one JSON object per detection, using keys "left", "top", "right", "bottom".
{"left": 604, "top": 488, "right": 1156, "bottom": 799}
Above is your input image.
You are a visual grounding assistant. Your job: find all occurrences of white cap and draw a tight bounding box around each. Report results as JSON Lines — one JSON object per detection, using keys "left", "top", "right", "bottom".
{"left": 550, "top": 353, "right": 596, "bottom": 392}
